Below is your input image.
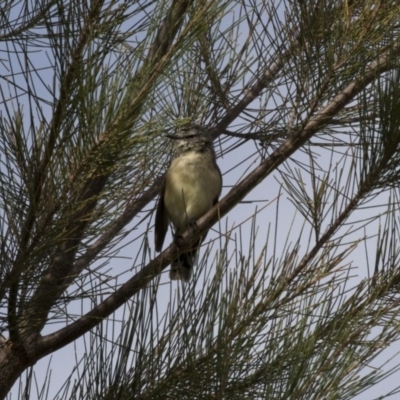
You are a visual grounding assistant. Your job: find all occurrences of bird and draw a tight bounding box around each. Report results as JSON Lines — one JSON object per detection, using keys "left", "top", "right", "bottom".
{"left": 154, "top": 124, "right": 222, "bottom": 281}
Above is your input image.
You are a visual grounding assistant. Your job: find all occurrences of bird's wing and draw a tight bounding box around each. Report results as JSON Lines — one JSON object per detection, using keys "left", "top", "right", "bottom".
{"left": 213, "top": 162, "right": 223, "bottom": 205}
{"left": 154, "top": 179, "right": 168, "bottom": 252}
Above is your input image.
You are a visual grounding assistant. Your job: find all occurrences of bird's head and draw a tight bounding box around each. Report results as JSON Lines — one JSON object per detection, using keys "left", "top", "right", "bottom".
{"left": 166, "top": 124, "right": 214, "bottom": 153}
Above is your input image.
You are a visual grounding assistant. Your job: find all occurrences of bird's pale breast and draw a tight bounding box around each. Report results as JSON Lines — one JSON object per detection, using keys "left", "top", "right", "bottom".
{"left": 164, "top": 151, "right": 221, "bottom": 233}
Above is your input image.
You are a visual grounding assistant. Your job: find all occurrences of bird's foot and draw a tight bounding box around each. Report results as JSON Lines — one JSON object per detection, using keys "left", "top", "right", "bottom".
{"left": 173, "top": 220, "right": 198, "bottom": 248}
{"left": 188, "top": 220, "right": 198, "bottom": 232}
{"left": 174, "top": 234, "right": 185, "bottom": 248}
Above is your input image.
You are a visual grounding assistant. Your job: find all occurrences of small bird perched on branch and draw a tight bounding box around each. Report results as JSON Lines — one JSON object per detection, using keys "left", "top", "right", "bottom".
{"left": 154, "top": 124, "right": 222, "bottom": 281}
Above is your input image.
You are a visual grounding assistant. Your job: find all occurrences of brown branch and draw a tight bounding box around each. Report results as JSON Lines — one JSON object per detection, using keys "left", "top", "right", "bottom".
{"left": 34, "top": 41, "right": 400, "bottom": 357}
{"left": 147, "top": 0, "right": 192, "bottom": 64}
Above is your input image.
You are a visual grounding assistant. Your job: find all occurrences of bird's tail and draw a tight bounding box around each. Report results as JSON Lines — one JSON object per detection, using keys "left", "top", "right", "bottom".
{"left": 170, "top": 251, "right": 196, "bottom": 282}
{"left": 170, "top": 234, "right": 207, "bottom": 282}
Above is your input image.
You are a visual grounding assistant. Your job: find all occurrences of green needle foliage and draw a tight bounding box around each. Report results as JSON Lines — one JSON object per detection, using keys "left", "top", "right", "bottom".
{"left": 2, "top": 0, "right": 400, "bottom": 399}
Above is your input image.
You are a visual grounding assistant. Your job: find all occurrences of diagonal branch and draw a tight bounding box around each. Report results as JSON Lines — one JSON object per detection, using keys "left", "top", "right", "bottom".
{"left": 35, "top": 42, "right": 400, "bottom": 357}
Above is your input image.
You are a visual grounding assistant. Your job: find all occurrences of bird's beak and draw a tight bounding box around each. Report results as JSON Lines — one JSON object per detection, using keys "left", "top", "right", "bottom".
{"left": 165, "top": 134, "right": 181, "bottom": 139}
{"left": 165, "top": 133, "right": 201, "bottom": 140}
